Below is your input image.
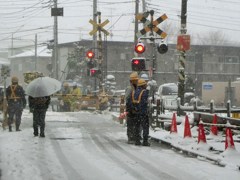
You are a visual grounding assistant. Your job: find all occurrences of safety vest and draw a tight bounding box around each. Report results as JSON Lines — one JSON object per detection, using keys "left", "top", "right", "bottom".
{"left": 8, "top": 85, "right": 21, "bottom": 101}
{"left": 131, "top": 89, "right": 145, "bottom": 104}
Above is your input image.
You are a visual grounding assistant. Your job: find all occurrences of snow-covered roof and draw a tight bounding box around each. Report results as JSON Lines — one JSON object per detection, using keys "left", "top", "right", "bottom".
{"left": 9, "top": 46, "right": 52, "bottom": 58}
{"left": 0, "top": 57, "right": 10, "bottom": 65}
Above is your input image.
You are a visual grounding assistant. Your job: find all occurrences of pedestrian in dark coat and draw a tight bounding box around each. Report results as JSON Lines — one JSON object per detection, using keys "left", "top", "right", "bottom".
{"left": 6, "top": 76, "right": 26, "bottom": 132}
{"left": 125, "top": 72, "right": 139, "bottom": 144}
{"left": 28, "top": 96, "right": 51, "bottom": 137}
{"left": 132, "top": 78, "right": 150, "bottom": 146}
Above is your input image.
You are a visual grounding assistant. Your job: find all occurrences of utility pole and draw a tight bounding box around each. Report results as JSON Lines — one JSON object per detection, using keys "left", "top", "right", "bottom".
{"left": 35, "top": 34, "right": 37, "bottom": 71}
{"left": 134, "top": 0, "right": 139, "bottom": 44}
{"left": 53, "top": 0, "right": 59, "bottom": 79}
{"left": 11, "top": 33, "right": 13, "bottom": 56}
{"left": 178, "top": 0, "right": 188, "bottom": 108}
{"left": 93, "top": 0, "right": 97, "bottom": 48}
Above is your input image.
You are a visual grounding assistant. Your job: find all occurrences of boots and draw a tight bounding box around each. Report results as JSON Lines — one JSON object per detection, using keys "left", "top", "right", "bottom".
{"left": 135, "top": 140, "right": 142, "bottom": 146}
{"left": 9, "top": 126, "right": 12, "bottom": 132}
{"left": 40, "top": 127, "right": 45, "bottom": 138}
{"left": 40, "top": 133, "right": 45, "bottom": 138}
{"left": 16, "top": 124, "right": 21, "bottom": 131}
{"left": 33, "top": 127, "right": 38, "bottom": 137}
{"left": 142, "top": 140, "right": 150, "bottom": 146}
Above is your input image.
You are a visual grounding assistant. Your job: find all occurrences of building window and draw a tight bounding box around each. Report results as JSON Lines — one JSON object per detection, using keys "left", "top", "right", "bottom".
{"left": 225, "top": 56, "right": 239, "bottom": 64}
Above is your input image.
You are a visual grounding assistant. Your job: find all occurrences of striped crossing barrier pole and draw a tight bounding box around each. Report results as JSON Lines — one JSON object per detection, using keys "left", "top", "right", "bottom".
{"left": 178, "top": 51, "right": 185, "bottom": 109}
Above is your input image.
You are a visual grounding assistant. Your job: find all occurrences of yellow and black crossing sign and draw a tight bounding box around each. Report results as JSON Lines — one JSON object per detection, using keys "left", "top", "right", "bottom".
{"left": 136, "top": 12, "right": 168, "bottom": 38}
{"left": 136, "top": 12, "right": 151, "bottom": 26}
{"left": 89, "top": 19, "right": 110, "bottom": 36}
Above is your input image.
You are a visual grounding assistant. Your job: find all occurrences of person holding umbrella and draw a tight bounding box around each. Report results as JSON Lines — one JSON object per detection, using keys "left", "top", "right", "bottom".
{"left": 25, "top": 76, "right": 61, "bottom": 137}
{"left": 6, "top": 76, "right": 26, "bottom": 132}
{"left": 28, "top": 96, "right": 51, "bottom": 137}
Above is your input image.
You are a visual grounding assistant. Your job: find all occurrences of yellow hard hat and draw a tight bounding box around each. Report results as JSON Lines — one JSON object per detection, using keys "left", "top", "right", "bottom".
{"left": 11, "top": 76, "right": 18, "bottom": 83}
{"left": 129, "top": 72, "right": 138, "bottom": 80}
{"left": 138, "top": 78, "right": 147, "bottom": 86}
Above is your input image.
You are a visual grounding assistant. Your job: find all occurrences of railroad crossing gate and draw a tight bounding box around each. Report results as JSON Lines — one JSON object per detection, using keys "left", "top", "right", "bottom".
{"left": 89, "top": 19, "right": 110, "bottom": 36}
{"left": 136, "top": 13, "right": 168, "bottom": 38}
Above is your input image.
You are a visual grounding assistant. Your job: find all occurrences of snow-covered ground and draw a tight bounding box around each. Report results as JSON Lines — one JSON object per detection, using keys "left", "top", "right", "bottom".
{"left": 0, "top": 110, "right": 240, "bottom": 180}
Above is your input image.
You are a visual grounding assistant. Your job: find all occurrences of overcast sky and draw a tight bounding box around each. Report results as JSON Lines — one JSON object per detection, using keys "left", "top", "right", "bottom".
{"left": 0, "top": 0, "right": 240, "bottom": 50}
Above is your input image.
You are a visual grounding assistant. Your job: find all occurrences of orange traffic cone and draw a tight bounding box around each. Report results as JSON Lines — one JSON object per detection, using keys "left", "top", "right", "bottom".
{"left": 198, "top": 123, "right": 206, "bottom": 143}
{"left": 170, "top": 113, "right": 177, "bottom": 133}
{"left": 225, "top": 127, "right": 235, "bottom": 150}
{"left": 184, "top": 115, "right": 192, "bottom": 138}
{"left": 211, "top": 114, "right": 218, "bottom": 135}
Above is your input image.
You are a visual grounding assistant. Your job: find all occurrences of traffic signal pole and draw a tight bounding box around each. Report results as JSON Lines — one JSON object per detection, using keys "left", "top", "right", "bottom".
{"left": 149, "top": 10, "right": 157, "bottom": 81}
{"left": 178, "top": 0, "right": 188, "bottom": 110}
{"left": 97, "top": 12, "right": 103, "bottom": 89}
{"left": 134, "top": 0, "right": 139, "bottom": 45}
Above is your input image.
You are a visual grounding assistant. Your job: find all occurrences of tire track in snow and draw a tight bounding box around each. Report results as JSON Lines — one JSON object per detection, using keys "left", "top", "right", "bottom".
{"left": 102, "top": 135, "right": 177, "bottom": 180}
{"left": 49, "top": 134, "right": 84, "bottom": 180}
{"left": 90, "top": 133, "right": 146, "bottom": 180}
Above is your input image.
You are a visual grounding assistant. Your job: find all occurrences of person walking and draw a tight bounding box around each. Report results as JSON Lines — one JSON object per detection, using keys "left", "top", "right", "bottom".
{"left": 28, "top": 96, "right": 51, "bottom": 137}
{"left": 132, "top": 78, "right": 150, "bottom": 146}
{"left": 59, "top": 82, "right": 71, "bottom": 112}
{"left": 6, "top": 76, "right": 26, "bottom": 132}
{"left": 125, "top": 72, "right": 139, "bottom": 144}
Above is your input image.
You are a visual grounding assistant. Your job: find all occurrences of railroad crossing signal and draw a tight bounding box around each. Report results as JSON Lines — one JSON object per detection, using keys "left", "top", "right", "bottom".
{"left": 131, "top": 57, "right": 146, "bottom": 71}
{"left": 136, "top": 12, "right": 168, "bottom": 38}
{"left": 90, "top": 68, "right": 101, "bottom": 77}
{"left": 86, "top": 50, "right": 95, "bottom": 59}
{"left": 89, "top": 19, "right": 110, "bottom": 36}
{"left": 135, "top": 42, "right": 145, "bottom": 54}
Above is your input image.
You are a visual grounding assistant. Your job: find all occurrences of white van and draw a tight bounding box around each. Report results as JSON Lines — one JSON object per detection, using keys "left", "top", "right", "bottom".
{"left": 157, "top": 83, "right": 178, "bottom": 107}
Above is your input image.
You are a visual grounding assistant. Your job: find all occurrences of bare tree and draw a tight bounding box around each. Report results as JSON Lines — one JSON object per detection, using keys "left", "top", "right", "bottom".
{"left": 195, "top": 31, "right": 227, "bottom": 46}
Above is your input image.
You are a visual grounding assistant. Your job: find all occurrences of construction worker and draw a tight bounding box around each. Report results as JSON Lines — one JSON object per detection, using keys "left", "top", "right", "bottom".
{"left": 59, "top": 82, "right": 71, "bottom": 112}
{"left": 125, "top": 72, "right": 139, "bottom": 144}
{"left": 70, "top": 82, "right": 82, "bottom": 111}
{"left": 140, "top": 73, "right": 149, "bottom": 83}
{"left": 132, "top": 78, "right": 150, "bottom": 146}
{"left": 6, "top": 76, "right": 26, "bottom": 132}
{"left": 99, "top": 89, "right": 109, "bottom": 111}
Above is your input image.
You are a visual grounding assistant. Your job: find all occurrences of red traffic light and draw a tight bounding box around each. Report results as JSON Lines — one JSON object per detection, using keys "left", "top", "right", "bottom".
{"left": 135, "top": 42, "right": 145, "bottom": 54}
{"left": 131, "top": 57, "right": 146, "bottom": 71}
{"left": 90, "top": 68, "right": 101, "bottom": 77}
{"left": 90, "top": 69, "right": 96, "bottom": 75}
{"left": 86, "top": 50, "right": 95, "bottom": 58}
{"left": 132, "top": 59, "right": 140, "bottom": 65}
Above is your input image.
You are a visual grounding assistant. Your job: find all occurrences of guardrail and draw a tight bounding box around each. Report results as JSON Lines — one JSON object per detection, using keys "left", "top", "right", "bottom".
{"left": 115, "top": 96, "right": 240, "bottom": 129}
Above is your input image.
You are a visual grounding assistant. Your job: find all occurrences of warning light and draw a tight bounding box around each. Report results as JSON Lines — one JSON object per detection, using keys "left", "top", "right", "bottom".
{"left": 157, "top": 42, "right": 168, "bottom": 54}
{"left": 135, "top": 42, "right": 145, "bottom": 54}
{"left": 86, "top": 50, "right": 95, "bottom": 58}
{"left": 90, "top": 68, "right": 101, "bottom": 77}
{"left": 131, "top": 57, "right": 146, "bottom": 71}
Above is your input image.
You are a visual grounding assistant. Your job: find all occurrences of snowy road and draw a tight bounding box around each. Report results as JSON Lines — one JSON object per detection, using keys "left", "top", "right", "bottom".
{"left": 0, "top": 110, "right": 239, "bottom": 180}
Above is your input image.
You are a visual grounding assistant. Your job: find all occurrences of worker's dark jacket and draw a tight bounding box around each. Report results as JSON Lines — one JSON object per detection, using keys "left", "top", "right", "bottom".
{"left": 6, "top": 84, "right": 26, "bottom": 110}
